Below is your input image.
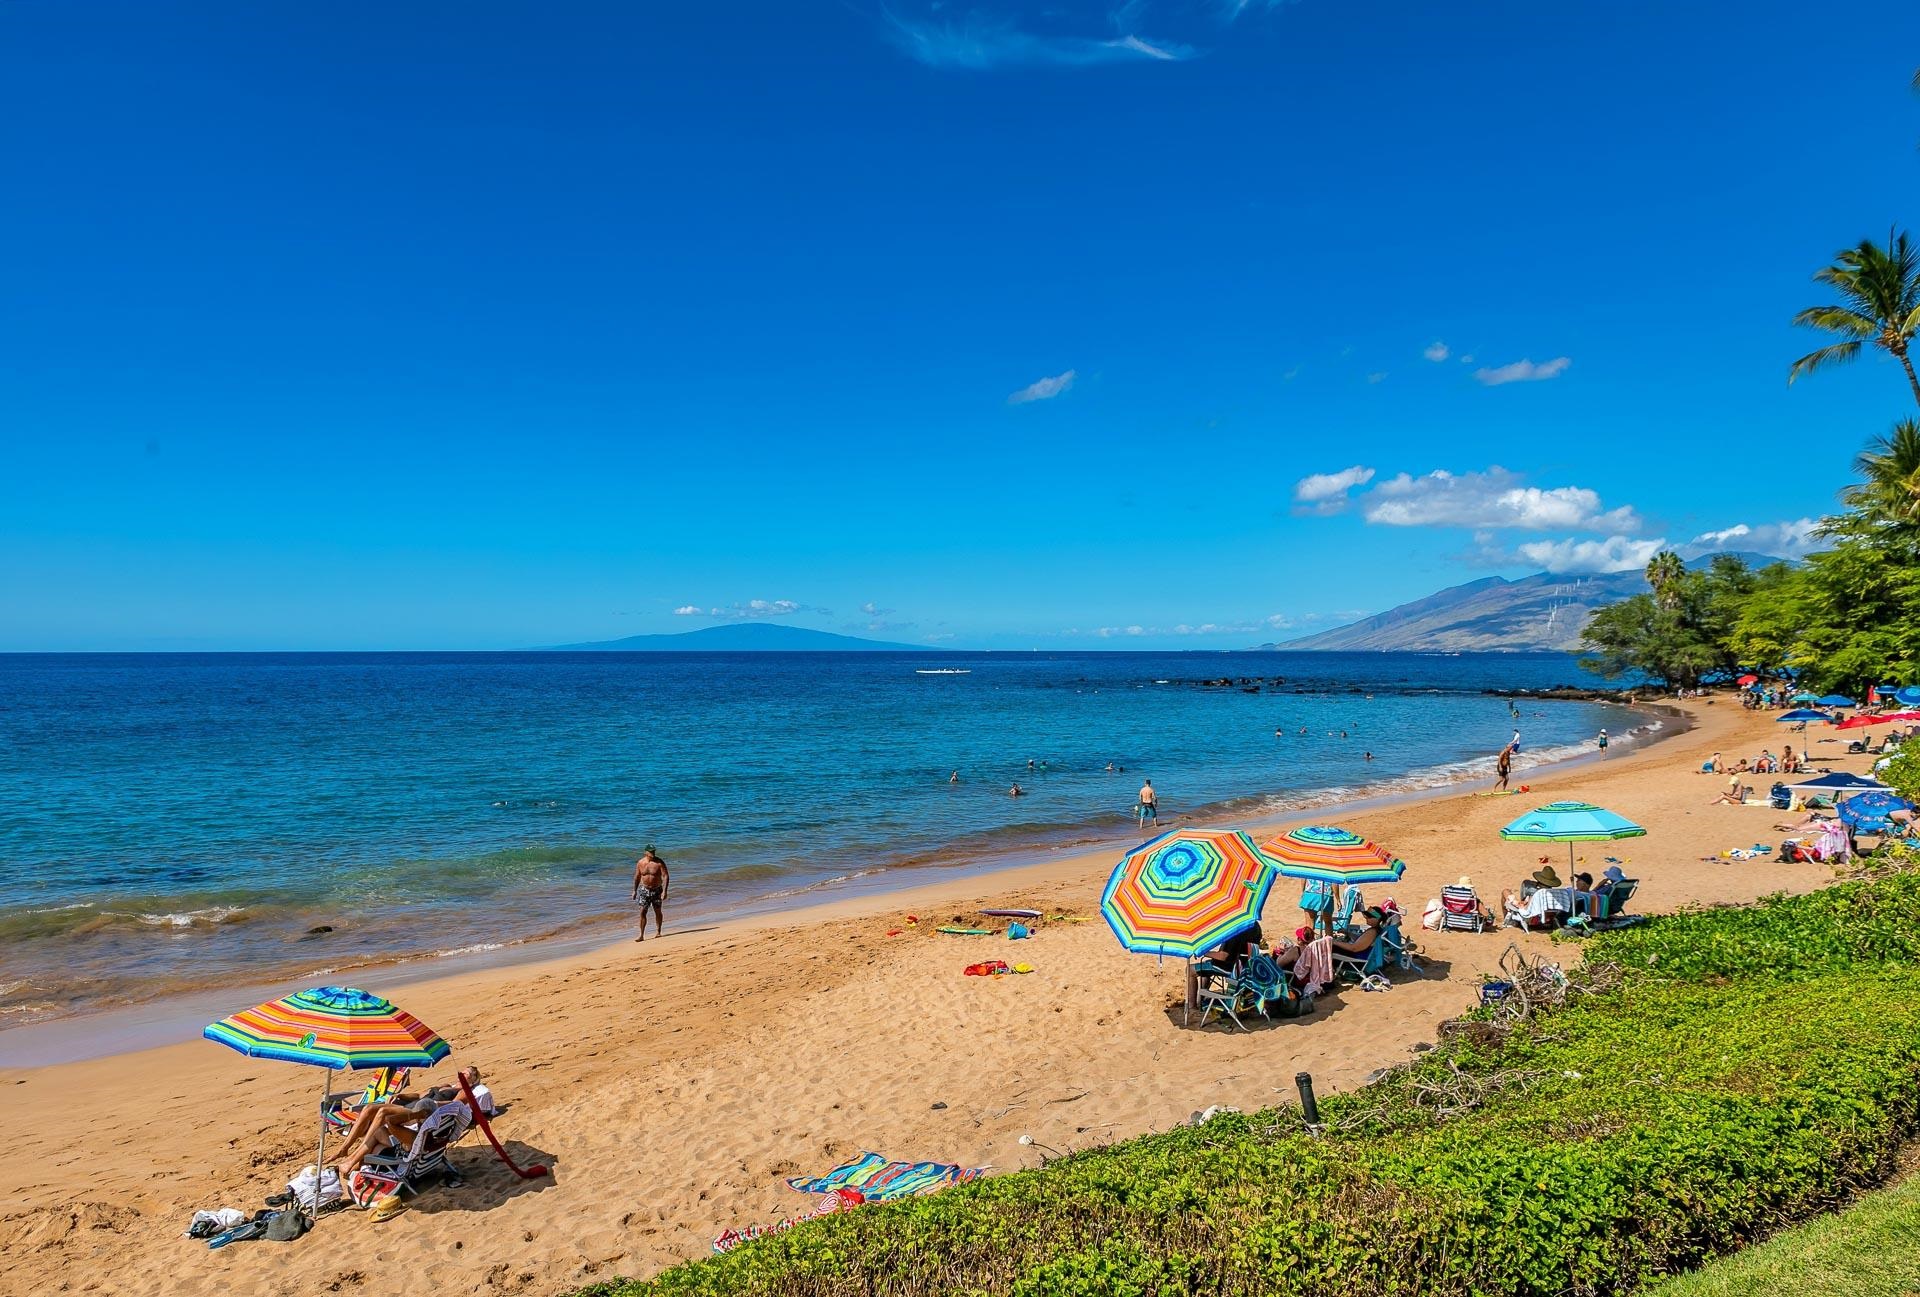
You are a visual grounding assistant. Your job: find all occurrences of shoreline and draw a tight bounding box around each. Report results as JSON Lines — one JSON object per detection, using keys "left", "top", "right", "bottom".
{"left": 0, "top": 701, "right": 1675, "bottom": 1067}
{"left": 6, "top": 695, "right": 1807, "bottom": 1297}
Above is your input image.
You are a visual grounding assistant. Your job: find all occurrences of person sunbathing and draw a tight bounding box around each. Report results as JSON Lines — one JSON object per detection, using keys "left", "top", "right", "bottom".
{"left": 330, "top": 1067, "right": 480, "bottom": 1175}
{"left": 1331, "top": 907, "right": 1386, "bottom": 956}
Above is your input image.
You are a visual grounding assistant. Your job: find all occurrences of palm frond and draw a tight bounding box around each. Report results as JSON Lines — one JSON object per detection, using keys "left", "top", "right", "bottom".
{"left": 1789, "top": 341, "right": 1862, "bottom": 382}
{"left": 1791, "top": 305, "right": 1877, "bottom": 335}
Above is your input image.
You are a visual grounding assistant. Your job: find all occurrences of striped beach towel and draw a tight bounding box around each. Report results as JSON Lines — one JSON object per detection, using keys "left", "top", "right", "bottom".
{"left": 784, "top": 1151, "right": 987, "bottom": 1203}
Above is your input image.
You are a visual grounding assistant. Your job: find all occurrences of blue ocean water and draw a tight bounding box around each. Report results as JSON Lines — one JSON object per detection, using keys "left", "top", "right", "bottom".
{"left": 0, "top": 651, "right": 1637, "bottom": 1023}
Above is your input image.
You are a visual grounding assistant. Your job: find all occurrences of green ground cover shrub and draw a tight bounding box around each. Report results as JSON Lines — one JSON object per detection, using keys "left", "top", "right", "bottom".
{"left": 584, "top": 872, "right": 1920, "bottom": 1297}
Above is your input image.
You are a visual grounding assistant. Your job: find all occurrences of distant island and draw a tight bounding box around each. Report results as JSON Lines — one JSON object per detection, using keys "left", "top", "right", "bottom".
{"left": 544, "top": 622, "right": 930, "bottom": 652}
{"left": 1263, "top": 551, "right": 1787, "bottom": 653}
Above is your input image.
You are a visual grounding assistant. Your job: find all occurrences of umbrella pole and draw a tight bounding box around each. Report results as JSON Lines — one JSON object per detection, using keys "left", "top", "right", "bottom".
{"left": 311, "top": 1070, "right": 330, "bottom": 1226}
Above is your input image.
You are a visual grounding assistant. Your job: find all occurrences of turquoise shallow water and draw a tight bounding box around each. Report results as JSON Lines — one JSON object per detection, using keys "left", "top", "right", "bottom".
{"left": 0, "top": 650, "right": 1633, "bottom": 1022}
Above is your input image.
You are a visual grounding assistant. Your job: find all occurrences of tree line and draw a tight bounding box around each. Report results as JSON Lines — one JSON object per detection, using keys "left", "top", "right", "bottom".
{"left": 1581, "top": 221, "right": 1920, "bottom": 693}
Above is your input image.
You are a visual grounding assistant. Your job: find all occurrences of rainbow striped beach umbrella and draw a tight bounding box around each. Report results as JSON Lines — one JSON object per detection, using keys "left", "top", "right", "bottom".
{"left": 1262, "top": 825, "right": 1407, "bottom": 886}
{"left": 205, "top": 985, "right": 451, "bottom": 1070}
{"left": 206, "top": 986, "right": 450, "bottom": 1222}
{"left": 1101, "top": 828, "right": 1278, "bottom": 959}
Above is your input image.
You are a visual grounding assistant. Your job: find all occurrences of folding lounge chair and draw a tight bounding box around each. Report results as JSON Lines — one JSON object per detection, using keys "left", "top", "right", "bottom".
{"left": 1584, "top": 878, "right": 1644, "bottom": 932}
{"left": 1329, "top": 885, "right": 1365, "bottom": 940}
{"left": 358, "top": 1101, "right": 474, "bottom": 1199}
{"left": 323, "top": 1067, "right": 410, "bottom": 1134}
{"left": 1193, "top": 960, "right": 1255, "bottom": 1031}
{"left": 1440, "top": 885, "right": 1492, "bottom": 933}
{"left": 1331, "top": 932, "right": 1386, "bottom": 982}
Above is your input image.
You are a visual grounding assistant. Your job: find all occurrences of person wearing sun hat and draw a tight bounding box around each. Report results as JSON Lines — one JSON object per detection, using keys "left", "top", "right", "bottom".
{"left": 1531, "top": 864, "right": 1563, "bottom": 889}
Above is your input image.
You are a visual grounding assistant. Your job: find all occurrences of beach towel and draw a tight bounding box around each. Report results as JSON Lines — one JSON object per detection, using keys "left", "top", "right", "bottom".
{"left": 1295, "top": 937, "right": 1334, "bottom": 996}
{"left": 713, "top": 1187, "right": 864, "bottom": 1253}
{"left": 784, "top": 1151, "right": 987, "bottom": 1203}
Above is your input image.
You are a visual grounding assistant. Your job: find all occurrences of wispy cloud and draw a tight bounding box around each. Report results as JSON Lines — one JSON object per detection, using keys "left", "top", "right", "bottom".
{"left": 1008, "top": 369, "right": 1076, "bottom": 404}
{"left": 674, "top": 599, "right": 826, "bottom": 620}
{"left": 1474, "top": 356, "right": 1571, "bottom": 386}
{"left": 885, "top": 11, "right": 1195, "bottom": 70}
{"left": 1083, "top": 612, "right": 1293, "bottom": 639}
{"left": 1366, "top": 371, "right": 1388, "bottom": 385}
{"left": 1292, "top": 465, "right": 1375, "bottom": 515}
{"left": 1684, "top": 519, "right": 1819, "bottom": 560}
{"left": 1361, "top": 468, "right": 1639, "bottom": 532}
{"left": 1423, "top": 341, "right": 1450, "bottom": 362}
{"left": 860, "top": 601, "right": 894, "bottom": 617}
{"left": 1516, "top": 535, "right": 1666, "bottom": 575}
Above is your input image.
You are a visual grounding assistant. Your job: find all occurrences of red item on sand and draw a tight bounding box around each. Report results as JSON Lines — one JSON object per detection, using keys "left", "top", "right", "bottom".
{"left": 964, "top": 961, "right": 1012, "bottom": 977}
{"left": 1836, "top": 711, "right": 1920, "bottom": 729}
{"left": 457, "top": 1074, "right": 549, "bottom": 1181}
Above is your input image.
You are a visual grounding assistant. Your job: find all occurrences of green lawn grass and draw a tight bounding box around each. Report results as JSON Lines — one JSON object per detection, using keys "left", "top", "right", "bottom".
{"left": 1646, "top": 1174, "right": 1920, "bottom": 1297}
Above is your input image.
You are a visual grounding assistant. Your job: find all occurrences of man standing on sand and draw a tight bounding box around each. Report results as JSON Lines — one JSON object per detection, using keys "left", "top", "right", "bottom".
{"left": 1495, "top": 744, "right": 1513, "bottom": 791}
{"left": 632, "top": 845, "right": 669, "bottom": 942}
{"left": 1137, "top": 779, "right": 1158, "bottom": 828}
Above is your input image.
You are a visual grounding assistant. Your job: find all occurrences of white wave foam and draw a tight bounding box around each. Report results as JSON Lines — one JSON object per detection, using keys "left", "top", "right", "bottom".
{"left": 25, "top": 902, "right": 97, "bottom": 914}
{"left": 134, "top": 905, "right": 245, "bottom": 928}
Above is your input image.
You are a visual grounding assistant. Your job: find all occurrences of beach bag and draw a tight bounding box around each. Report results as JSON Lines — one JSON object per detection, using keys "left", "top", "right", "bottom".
{"left": 348, "top": 1167, "right": 403, "bottom": 1208}
{"left": 1421, "top": 898, "right": 1445, "bottom": 931}
{"left": 287, "top": 1165, "right": 342, "bottom": 1211}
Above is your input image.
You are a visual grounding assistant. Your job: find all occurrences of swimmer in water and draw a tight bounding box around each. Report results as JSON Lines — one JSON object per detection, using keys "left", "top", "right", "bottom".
{"left": 1009, "top": 783, "right": 1024, "bottom": 797}
{"left": 1364, "top": 751, "right": 1373, "bottom": 761}
{"left": 950, "top": 770, "right": 960, "bottom": 783}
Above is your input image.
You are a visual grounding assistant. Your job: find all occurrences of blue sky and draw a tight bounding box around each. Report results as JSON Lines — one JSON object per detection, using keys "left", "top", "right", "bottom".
{"left": 2, "top": 1, "right": 1917, "bottom": 651}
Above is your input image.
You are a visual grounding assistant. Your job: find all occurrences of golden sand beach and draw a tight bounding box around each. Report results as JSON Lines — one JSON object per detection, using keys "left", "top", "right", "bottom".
{"left": 0, "top": 698, "right": 1862, "bottom": 1296}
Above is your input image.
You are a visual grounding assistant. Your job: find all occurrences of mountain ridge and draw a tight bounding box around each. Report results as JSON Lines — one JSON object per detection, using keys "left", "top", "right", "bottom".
{"left": 544, "top": 623, "right": 929, "bottom": 652}
{"left": 1263, "top": 552, "right": 1785, "bottom": 653}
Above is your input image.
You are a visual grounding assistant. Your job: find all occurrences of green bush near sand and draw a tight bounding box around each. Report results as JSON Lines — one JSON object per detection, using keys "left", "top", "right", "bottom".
{"left": 585, "top": 873, "right": 1920, "bottom": 1297}
{"left": 1641, "top": 1173, "right": 1920, "bottom": 1297}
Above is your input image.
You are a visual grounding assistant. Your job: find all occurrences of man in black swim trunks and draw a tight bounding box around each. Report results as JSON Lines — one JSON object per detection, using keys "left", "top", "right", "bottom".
{"left": 632, "top": 845, "right": 669, "bottom": 942}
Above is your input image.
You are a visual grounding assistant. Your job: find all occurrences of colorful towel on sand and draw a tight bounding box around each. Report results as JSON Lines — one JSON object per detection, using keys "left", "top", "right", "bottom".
{"left": 784, "top": 1151, "right": 987, "bottom": 1202}
{"left": 712, "top": 1188, "right": 863, "bottom": 1253}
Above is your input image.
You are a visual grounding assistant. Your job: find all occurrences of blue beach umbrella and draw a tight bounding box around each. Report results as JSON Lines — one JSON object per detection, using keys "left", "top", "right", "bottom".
{"left": 1839, "top": 791, "right": 1914, "bottom": 829}
{"left": 1500, "top": 801, "right": 1647, "bottom": 874}
{"left": 1776, "top": 709, "right": 1833, "bottom": 724}
{"left": 1791, "top": 772, "right": 1891, "bottom": 795}
{"left": 1818, "top": 695, "right": 1856, "bottom": 709}
{"left": 1791, "top": 691, "right": 1822, "bottom": 704}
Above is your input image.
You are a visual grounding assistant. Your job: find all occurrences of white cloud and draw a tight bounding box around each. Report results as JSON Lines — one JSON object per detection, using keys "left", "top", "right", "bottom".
{"left": 1459, "top": 353, "right": 1475, "bottom": 364}
{"left": 1008, "top": 369, "right": 1076, "bottom": 404}
{"left": 886, "top": 14, "right": 1194, "bottom": 69}
{"left": 1292, "top": 465, "right": 1376, "bottom": 511}
{"left": 1685, "top": 518, "right": 1820, "bottom": 560}
{"left": 675, "top": 599, "right": 817, "bottom": 620}
{"left": 1474, "top": 357, "right": 1571, "bottom": 386}
{"left": 1423, "top": 341, "right": 1450, "bottom": 362}
{"left": 1516, "top": 535, "right": 1667, "bottom": 574}
{"left": 860, "top": 601, "right": 894, "bottom": 617}
{"left": 1361, "top": 468, "right": 1640, "bottom": 532}
{"left": 1366, "top": 371, "right": 1388, "bottom": 384}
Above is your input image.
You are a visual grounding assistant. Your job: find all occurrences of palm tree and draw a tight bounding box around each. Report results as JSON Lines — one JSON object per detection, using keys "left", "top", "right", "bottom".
{"left": 1644, "top": 549, "right": 1686, "bottom": 609}
{"left": 1788, "top": 229, "right": 1920, "bottom": 407}
{"left": 1843, "top": 418, "right": 1920, "bottom": 530}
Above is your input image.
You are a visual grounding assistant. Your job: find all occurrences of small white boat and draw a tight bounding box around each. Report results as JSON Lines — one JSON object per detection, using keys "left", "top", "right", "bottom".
{"left": 915, "top": 668, "right": 972, "bottom": 675}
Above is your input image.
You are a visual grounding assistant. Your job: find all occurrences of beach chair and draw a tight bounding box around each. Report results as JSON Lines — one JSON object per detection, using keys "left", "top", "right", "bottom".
{"left": 1439, "top": 884, "right": 1492, "bottom": 933}
{"left": 1329, "top": 885, "right": 1365, "bottom": 939}
{"left": 1380, "top": 917, "right": 1421, "bottom": 974}
{"left": 357, "top": 1101, "right": 474, "bottom": 1200}
{"left": 323, "top": 1067, "right": 410, "bottom": 1134}
{"left": 1328, "top": 932, "right": 1390, "bottom": 982}
{"left": 1239, "top": 952, "right": 1293, "bottom": 1020}
{"left": 1193, "top": 961, "right": 1255, "bottom": 1031}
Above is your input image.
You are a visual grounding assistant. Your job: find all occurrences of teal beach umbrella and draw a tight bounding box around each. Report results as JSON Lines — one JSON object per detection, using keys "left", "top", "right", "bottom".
{"left": 1499, "top": 801, "right": 1647, "bottom": 874}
